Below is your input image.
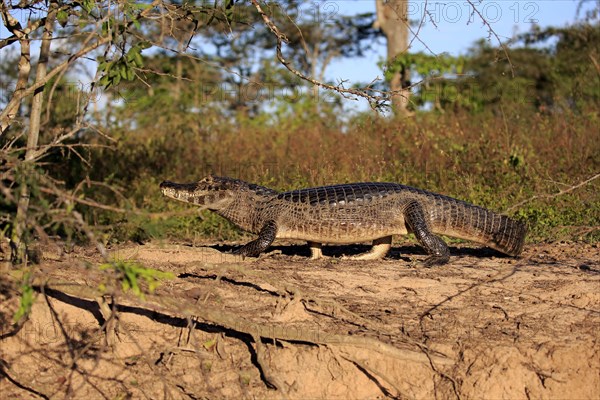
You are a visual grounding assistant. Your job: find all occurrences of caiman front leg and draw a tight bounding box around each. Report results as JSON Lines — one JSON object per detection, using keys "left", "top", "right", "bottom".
{"left": 404, "top": 201, "right": 450, "bottom": 266}
{"left": 345, "top": 236, "right": 392, "bottom": 260}
{"left": 234, "top": 220, "right": 277, "bottom": 258}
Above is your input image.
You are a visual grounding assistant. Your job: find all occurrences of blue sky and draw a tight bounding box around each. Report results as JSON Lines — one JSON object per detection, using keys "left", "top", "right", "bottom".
{"left": 1, "top": 1, "right": 592, "bottom": 66}
{"left": 1, "top": 1, "right": 596, "bottom": 112}
{"left": 325, "top": 0, "right": 597, "bottom": 86}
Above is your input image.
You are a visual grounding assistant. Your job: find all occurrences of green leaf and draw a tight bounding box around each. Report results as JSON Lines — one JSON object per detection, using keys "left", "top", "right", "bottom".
{"left": 57, "top": 10, "right": 69, "bottom": 28}
{"left": 126, "top": 48, "right": 138, "bottom": 63}
{"left": 120, "top": 64, "right": 128, "bottom": 79}
{"left": 79, "top": 0, "right": 95, "bottom": 14}
{"left": 203, "top": 338, "right": 217, "bottom": 349}
{"left": 132, "top": 3, "right": 151, "bottom": 10}
{"left": 98, "top": 75, "right": 110, "bottom": 88}
{"left": 133, "top": 52, "right": 143, "bottom": 68}
{"left": 99, "top": 260, "right": 174, "bottom": 299}
{"left": 101, "top": 21, "right": 110, "bottom": 36}
{"left": 13, "top": 272, "right": 35, "bottom": 323}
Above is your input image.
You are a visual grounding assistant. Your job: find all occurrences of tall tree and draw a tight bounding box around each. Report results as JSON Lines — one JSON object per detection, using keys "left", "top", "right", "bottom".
{"left": 374, "top": 0, "right": 410, "bottom": 115}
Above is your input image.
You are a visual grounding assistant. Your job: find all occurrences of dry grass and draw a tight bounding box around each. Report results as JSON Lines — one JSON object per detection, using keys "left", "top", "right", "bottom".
{"left": 71, "top": 106, "right": 599, "bottom": 243}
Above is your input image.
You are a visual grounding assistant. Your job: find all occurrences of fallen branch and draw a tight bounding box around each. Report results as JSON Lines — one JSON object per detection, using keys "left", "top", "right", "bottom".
{"left": 185, "top": 262, "right": 402, "bottom": 335}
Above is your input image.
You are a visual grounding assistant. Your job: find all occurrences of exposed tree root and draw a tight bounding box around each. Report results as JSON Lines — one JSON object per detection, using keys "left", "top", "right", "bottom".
{"left": 333, "top": 347, "right": 404, "bottom": 399}
{"left": 182, "top": 263, "right": 450, "bottom": 360}
{"left": 25, "top": 275, "right": 451, "bottom": 395}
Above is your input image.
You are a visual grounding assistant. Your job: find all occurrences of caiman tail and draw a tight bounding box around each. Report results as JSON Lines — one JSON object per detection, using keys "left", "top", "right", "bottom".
{"left": 483, "top": 212, "right": 527, "bottom": 256}
{"left": 432, "top": 197, "right": 527, "bottom": 257}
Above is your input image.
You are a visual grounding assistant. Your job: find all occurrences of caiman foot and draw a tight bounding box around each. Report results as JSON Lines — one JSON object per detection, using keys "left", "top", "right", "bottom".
{"left": 308, "top": 241, "right": 324, "bottom": 259}
{"left": 422, "top": 254, "right": 451, "bottom": 267}
{"left": 233, "top": 220, "right": 277, "bottom": 259}
{"left": 404, "top": 201, "right": 451, "bottom": 267}
{"left": 420, "top": 235, "right": 451, "bottom": 266}
{"left": 343, "top": 236, "right": 392, "bottom": 260}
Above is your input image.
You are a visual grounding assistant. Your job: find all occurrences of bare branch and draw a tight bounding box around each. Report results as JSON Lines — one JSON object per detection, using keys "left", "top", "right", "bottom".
{"left": 0, "top": 15, "right": 45, "bottom": 49}
{"left": 406, "top": 0, "right": 438, "bottom": 58}
{"left": 506, "top": 173, "right": 600, "bottom": 213}
{"left": 71, "top": 210, "right": 109, "bottom": 260}
{"left": 250, "top": 0, "right": 390, "bottom": 110}
{"left": 0, "top": 36, "right": 112, "bottom": 134}
{"left": 464, "top": 0, "right": 515, "bottom": 77}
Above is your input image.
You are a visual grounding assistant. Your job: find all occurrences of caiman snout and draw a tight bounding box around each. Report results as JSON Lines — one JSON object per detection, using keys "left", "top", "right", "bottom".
{"left": 160, "top": 181, "right": 196, "bottom": 191}
{"left": 160, "top": 178, "right": 234, "bottom": 208}
{"left": 160, "top": 180, "right": 175, "bottom": 189}
{"left": 159, "top": 180, "right": 198, "bottom": 200}
{"left": 159, "top": 181, "right": 176, "bottom": 196}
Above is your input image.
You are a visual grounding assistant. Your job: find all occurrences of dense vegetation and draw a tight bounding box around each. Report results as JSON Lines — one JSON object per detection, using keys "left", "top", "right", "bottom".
{"left": 1, "top": 2, "right": 598, "bottom": 257}
{"left": 79, "top": 106, "right": 599, "bottom": 244}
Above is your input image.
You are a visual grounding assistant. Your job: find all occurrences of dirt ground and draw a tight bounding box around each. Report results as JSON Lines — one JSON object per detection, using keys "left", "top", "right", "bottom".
{"left": 1, "top": 240, "right": 599, "bottom": 399}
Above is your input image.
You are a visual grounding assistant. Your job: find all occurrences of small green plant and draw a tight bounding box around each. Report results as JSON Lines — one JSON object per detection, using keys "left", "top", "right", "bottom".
{"left": 13, "top": 271, "right": 35, "bottom": 323}
{"left": 239, "top": 373, "right": 251, "bottom": 386}
{"left": 202, "top": 360, "right": 213, "bottom": 372}
{"left": 100, "top": 260, "right": 174, "bottom": 299}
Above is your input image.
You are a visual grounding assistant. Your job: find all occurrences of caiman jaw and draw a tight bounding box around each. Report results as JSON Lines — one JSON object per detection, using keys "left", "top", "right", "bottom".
{"left": 159, "top": 181, "right": 206, "bottom": 206}
{"left": 160, "top": 180, "right": 228, "bottom": 209}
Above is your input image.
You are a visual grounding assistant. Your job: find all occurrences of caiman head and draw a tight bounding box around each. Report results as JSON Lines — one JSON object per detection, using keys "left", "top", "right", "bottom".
{"left": 160, "top": 175, "right": 243, "bottom": 210}
{"left": 160, "top": 175, "right": 276, "bottom": 211}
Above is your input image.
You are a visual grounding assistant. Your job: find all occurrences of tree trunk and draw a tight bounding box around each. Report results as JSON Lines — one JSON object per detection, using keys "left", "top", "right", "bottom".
{"left": 0, "top": 3, "right": 32, "bottom": 134}
{"left": 13, "top": 2, "right": 58, "bottom": 262}
{"left": 374, "top": 0, "right": 410, "bottom": 115}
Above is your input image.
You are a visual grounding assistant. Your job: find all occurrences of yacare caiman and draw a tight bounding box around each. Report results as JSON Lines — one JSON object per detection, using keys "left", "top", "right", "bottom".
{"left": 160, "top": 175, "right": 527, "bottom": 265}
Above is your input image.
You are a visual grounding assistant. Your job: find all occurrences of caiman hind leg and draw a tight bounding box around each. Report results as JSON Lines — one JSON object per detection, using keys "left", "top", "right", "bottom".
{"left": 308, "top": 241, "right": 323, "bottom": 259}
{"left": 233, "top": 220, "right": 277, "bottom": 258}
{"left": 345, "top": 236, "right": 392, "bottom": 260}
{"left": 404, "top": 201, "right": 450, "bottom": 266}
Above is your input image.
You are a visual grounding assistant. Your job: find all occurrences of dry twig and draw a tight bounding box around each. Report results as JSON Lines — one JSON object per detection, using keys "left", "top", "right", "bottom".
{"left": 506, "top": 173, "right": 600, "bottom": 213}
{"left": 250, "top": 0, "right": 391, "bottom": 110}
